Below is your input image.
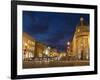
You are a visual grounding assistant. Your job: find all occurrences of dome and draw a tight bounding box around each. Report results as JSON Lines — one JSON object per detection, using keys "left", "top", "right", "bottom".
{"left": 77, "top": 17, "right": 89, "bottom": 26}
{"left": 76, "top": 17, "right": 89, "bottom": 33}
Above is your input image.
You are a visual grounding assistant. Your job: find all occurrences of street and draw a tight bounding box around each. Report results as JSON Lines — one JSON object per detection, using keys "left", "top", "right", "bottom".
{"left": 23, "top": 60, "right": 89, "bottom": 69}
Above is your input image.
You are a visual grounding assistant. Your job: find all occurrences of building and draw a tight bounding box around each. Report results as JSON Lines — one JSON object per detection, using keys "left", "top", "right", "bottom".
{"left": 22, "top": 32, "right": 36, "bottom": 60}
{"left": 23, "top": 32, "right": 48, "bottom": 60}
{"left": 67, "top": 17, "right": 90, "bottom": 60}
{"left": 35, "top": 42, "right": 47, "bottom": 58}
{"left": 49, "top": 48, "right": 58, "bottom": 57}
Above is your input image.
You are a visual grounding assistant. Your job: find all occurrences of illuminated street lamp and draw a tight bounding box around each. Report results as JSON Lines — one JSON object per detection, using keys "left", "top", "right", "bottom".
{"left": 67, "top": 41, "right": 71, "bottom": 56}
{"left": 67, "top": 41, "right": 70, "bottom": 46}
{"left": 25, "top": 42, "right": 28, "bottom": 46}
{"left": 67, "top": 41, "right": 70, "bottom": 51}
{"left": 48, "top": 46, "right": 51, "bottom": 50}
{"left": 45, "top": 46, "right": 51, "bottom": 55}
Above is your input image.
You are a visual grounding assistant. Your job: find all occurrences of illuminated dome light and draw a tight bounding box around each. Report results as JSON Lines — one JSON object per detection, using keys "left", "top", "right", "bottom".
{"left": 80, "top": 17, "right": 84, "bottom": 21}
{"left": 80, "top": 17, "right": 84, "bottom": 26}
{"left": 77, "top": 17, "right": 89, "bottom": 27}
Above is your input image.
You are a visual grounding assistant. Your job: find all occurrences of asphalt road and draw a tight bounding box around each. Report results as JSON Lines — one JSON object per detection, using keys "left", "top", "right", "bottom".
{"left": 23, "top": 60, "right": 89, "bottom": 69}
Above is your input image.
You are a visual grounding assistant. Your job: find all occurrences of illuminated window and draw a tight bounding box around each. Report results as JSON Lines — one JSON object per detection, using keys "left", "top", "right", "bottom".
{"left": 77, "top": 29, "right": 80, "bottom": 32}
{"left": 28, "top": 40, "right": 30, "bottom": 43}
{"left": 32, "top": 42, "right": 35, "bottom": 45}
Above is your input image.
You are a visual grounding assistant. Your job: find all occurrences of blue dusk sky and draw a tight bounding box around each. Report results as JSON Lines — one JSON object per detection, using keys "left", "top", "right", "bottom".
{"left": 23, "top": 11, "right": 89, "bottom": 52}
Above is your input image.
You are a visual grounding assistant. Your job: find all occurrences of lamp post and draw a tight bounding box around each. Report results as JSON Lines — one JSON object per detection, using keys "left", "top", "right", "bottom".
{"left": 67, "top": 41, "right": 70, "bottom": 46}
{"left": 67, "top": 41, "right": 71, "bottom": 60}
{"left": 67, "top": 41, "right": 70, "bottom": 53}
{"left": 45, "top": 46, "right": 51, "bottom": 61}
{"left": 24, "top": 43, "right": 28, "bottom": 60}
{"left": 45, "top": 46, "right": 50, "bottom": 55}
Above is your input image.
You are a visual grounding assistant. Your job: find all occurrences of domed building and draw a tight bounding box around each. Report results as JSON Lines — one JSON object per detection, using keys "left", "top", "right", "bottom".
{"left": 68, "top": 17, "right": 90, "bottom": 60}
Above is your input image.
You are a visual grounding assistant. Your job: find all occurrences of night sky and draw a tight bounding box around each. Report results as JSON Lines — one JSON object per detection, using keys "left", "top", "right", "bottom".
{"left": 23, "top": 11, "right": 89, "bottom": 52}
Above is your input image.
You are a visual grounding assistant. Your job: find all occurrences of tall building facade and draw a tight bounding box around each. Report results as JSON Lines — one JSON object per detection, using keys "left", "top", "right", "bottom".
{"left": 35, "top": 42, "right": 47, "bottom": 57}
{"left": 68, "top": 17, "right": 89, "bottom": 60}
{"left": 23, "top": 32, "right": 49, "bottom": 60}
{"left": 23, "top": 32, "right": 36, "bottom": 60}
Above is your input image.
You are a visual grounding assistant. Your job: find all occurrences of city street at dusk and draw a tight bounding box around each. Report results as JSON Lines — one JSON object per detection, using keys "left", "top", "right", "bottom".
{"left": 22, "top": 11, "right": 90, "bottom": 69}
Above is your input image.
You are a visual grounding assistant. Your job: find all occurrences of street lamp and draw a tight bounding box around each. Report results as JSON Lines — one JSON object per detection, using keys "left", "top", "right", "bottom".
{"left": 67, "top": 41, "right": 70, "bottom": 46}
{"left": 67, "top": 41, "right": 70, "bottom": 51}
{"left": 25, "top": 42, "right": 28, "bottom": 46}
{"left": 48, "top": 46, "right": 51, "bottom": 50}
{"left": 45, "top": 46, "right": 51, "bottom": 55}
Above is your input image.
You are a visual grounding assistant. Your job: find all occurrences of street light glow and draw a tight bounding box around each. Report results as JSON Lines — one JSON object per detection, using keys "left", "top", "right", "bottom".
{"left": 25, "top": 43, "right": 28, "bottom": 46}
{"left": 67, "top": 41, "right": 70, "bottom": 45}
